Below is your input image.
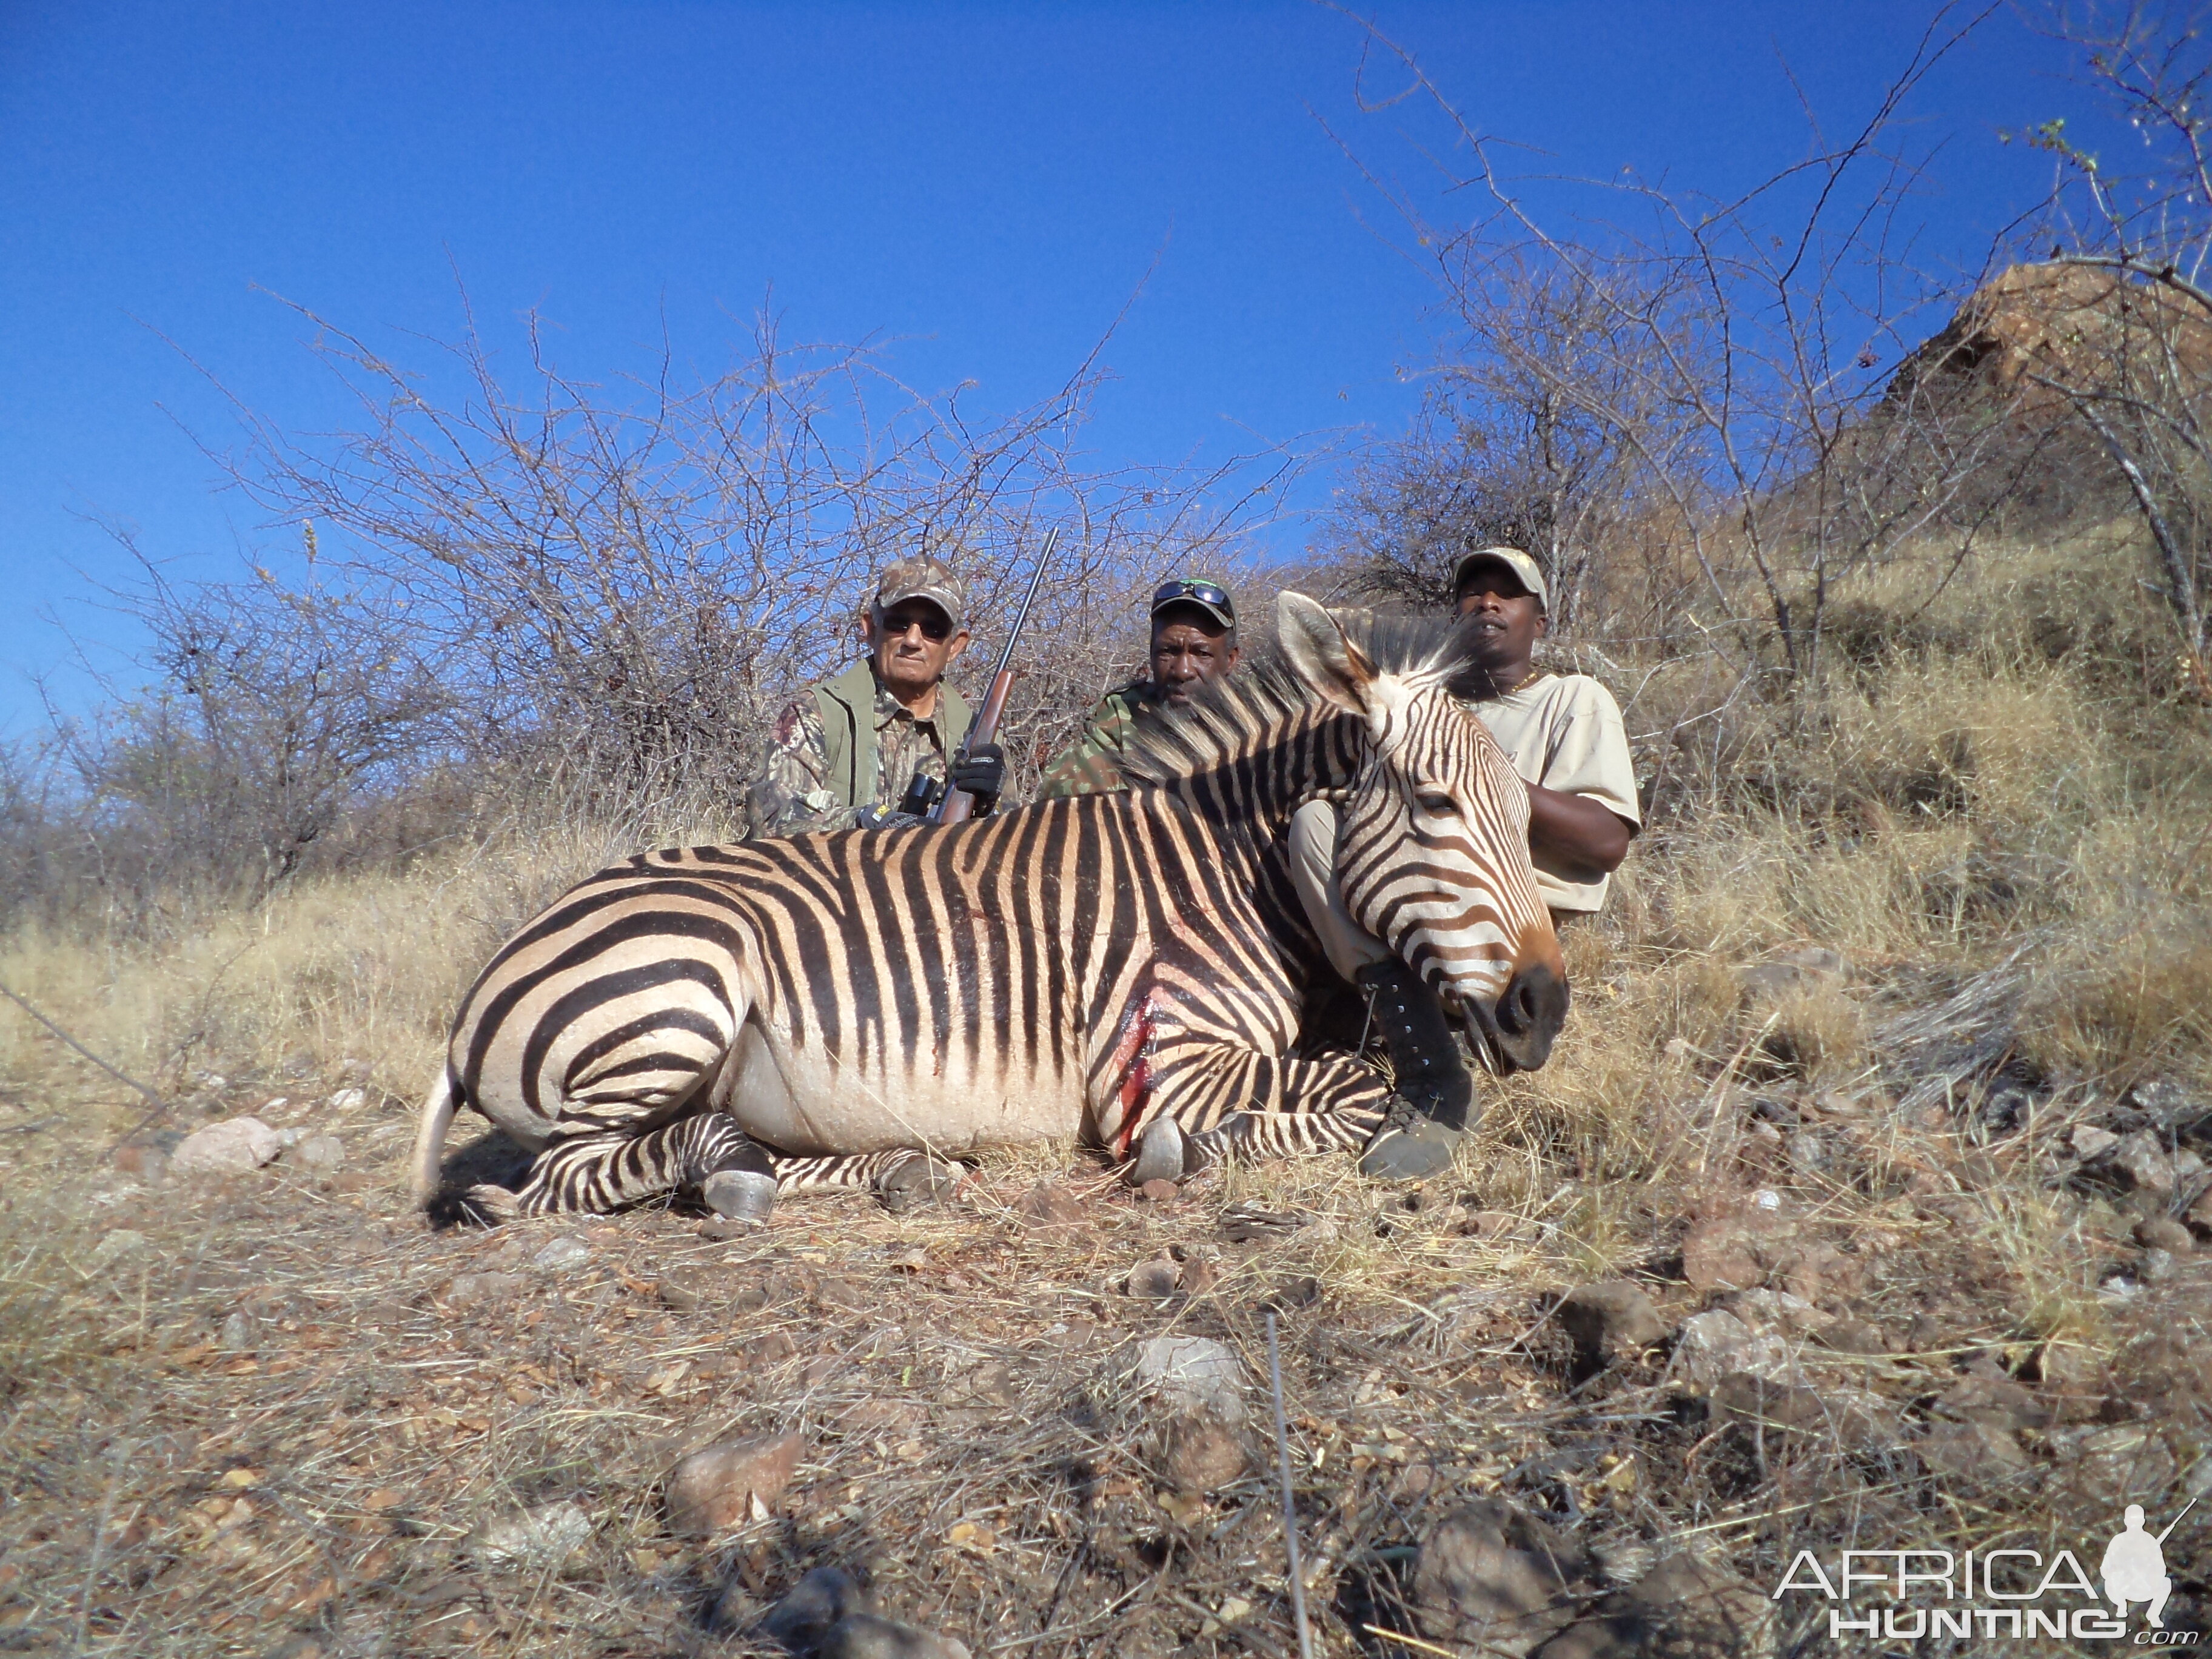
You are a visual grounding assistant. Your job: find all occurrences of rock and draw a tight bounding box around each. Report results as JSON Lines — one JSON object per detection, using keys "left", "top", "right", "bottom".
{"left": 1934, "top": 1375, "right": 2053, "bottom": 1432}
{"left": 1680, "top": 1218, "right": 1761, "bottom": 1295}
{"left": 818, "top": 1614, "right": 973, "bottom": 1659}
{"left": 1727, "top": 1288, "right": 1829, "bottom": 1336}
{"left": 2114, "top": 1131, "right": 2179, "bottom": 1194}
{"left": 464, "top": 1499, "right": 592, "bottom": 1568}
{"left": 1458, "top": 1208, "right": 1530, "bottom": 1241}
{"left": 217, "top": 1310, "right": 256, "bottom": 1353}
{"left": 82, "top": 1230, "right": 150, "bottom": 1274}
{"left": 1161, "top": 1411, "right": 1249, "bottom": 1495}
{"left": 326, "top": 1087, "right": 367, "bottom": 1110}
{"left": 1015, "top": 1181, "right": 1088, "bottom": 1228}
{"left": 1125, "top": 1256, "right": 1181, "bottom": 1299}
{"left": 656, "top": 1273, "right": 704, "bottom": 1313}
{"left": 744, "top": 1330, "right": 799, "bottom": 1367}
{"left": 2145, "top": 1247, "right": 2180, "bottom": 1282}
{"left": 2066, "top": 1423, "right": 2177, "bottom": 1506}
{"left": 1413, "top": 1498, "right": 1594, "bottom": 1657}
{"left": 760, "top": 1565, "right": 866, "bottom": 1648}
{"left": 1815, "top": 1318, "right": 1888, "bottom": 1356}
{"left": 1533, "top": 1553, "right": 1777, "bottom": 1659}
{"left": 2187, "top": 1188, "right": 2212, "bottom": 1237}
{"left": 836, "top": 1399, "right": 923, "bottom": 1439}
{"left": 171, "top": 1117, "right": 283, "bottom": 1178}
{"left": 2137, "top": 1214, "right": 2194, "bottom": 1253}
{"left": 295, "top": 1134, "right": 345, "bottom": 1171}
{"left": 1709, "top": 1373, "right": 1831, "bottom": 1439}
{"left": 531, "top": 1236, "right": 591, "bottom": 1273}
{"left": 1133, "top": 1336, "right": 1247, "bottom": 1423}
{"left": 664, "top": 1431, "right": 804, "bottom": 1537}
{"left": 1136, "top": 1178, "right": 1179, "bottom": 1202}
{"left": 1737, "top": 947, "right": 1848, "bottom": 1000}
{"left": 1557, "top": 1281, "right": 1667, "bottom": 1369}
{"left": 1674, "top": 1311, "right": 1798, "bottom": 1388}
{"left": 2072, "top": 1123, "right": 2122, "bottom": 1160}
{"left": 1918, "top": 1418, "right": 2031, "bottom": 1480}
{"left": 445, "top": 1271, "right": 523, "bottom": 1308}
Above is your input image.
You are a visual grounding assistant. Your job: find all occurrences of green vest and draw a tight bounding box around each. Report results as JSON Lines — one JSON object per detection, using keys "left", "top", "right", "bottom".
{"left": 810, "top": 660, "right": 975, "bottom": 812}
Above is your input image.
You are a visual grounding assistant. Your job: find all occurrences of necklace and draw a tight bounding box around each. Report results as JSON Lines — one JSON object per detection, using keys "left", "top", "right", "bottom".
{"left": 1503, "top": 666, "right": 1544, "bottom": 695}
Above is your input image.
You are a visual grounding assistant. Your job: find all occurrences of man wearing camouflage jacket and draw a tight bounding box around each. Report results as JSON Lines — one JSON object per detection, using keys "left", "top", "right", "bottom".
{"left": 745, "top": 554, "right": 1007, "bottom": 838}
{"left": 1038, "top": 575, "right": 1242, "bottom": 797}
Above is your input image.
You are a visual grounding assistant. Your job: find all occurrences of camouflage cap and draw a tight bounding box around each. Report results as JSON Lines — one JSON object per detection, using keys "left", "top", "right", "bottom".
{"left": 873, "top": 553, "right": 967, "bottom": 630}
{"left": 1150, "top": 574, "right": 1235, "bottom": 632}
{"left": 1450, "top": 545, "right": 1549, "bottom": 611}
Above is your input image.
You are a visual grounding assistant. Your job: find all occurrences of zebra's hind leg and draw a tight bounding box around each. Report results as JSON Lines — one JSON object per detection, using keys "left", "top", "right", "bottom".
{"left": 770, "top": 1148, "right": 968, "bottom": 1213}
{"left": 468, "top": 1112, "right": 773, "bottom": 1219}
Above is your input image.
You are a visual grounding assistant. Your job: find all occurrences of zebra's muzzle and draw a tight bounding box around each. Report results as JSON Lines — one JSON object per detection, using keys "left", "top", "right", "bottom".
{"left": 1448, "top": 960, "right": 1568, "bottom": 1074}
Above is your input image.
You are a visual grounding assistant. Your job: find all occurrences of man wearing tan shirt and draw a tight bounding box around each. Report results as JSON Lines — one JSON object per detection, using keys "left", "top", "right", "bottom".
{"left": 1291, "top": 545, "right": 1639, "bottom": 1178}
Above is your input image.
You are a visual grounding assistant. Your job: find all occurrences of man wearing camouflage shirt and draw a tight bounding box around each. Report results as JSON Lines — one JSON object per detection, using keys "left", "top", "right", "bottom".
{"left": 1037, "top": 575, "right": 1242, "bottom": 797}
{"left": 745, "top": 553, "right": 1007, "bottom": 838}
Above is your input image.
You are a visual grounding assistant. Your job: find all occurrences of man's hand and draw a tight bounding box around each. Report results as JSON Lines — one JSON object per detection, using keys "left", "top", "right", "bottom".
{"left": 948, "top": 743, "right": 1007, "bottom": 814}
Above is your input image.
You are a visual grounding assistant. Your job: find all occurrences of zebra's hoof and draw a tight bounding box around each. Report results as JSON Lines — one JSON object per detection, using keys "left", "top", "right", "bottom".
{"left": 463, "top": 1183, "right": 523, "bottom": 1224}
{"left": 1126, "top": 1115, "right": 1189, "bottom": 1187}
{"left": 1358, "top": 1116, "right": 1462, "bottom": 1181}
{"left": 703, "top": 1168, "right": 777, "bottom": 1225}
{"left": 879, "top": 1155, "right": 962, "bottom": 1214}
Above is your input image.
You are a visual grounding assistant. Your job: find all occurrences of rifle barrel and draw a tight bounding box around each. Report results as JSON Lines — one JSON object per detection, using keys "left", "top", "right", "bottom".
{"left": 930, "top": 526, "right": 1059, "bottom": 825}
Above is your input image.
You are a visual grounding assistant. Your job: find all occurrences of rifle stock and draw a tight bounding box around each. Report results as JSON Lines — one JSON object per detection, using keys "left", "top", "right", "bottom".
{"left": 934, "top": 528, "right": 1057, "bottom": 825}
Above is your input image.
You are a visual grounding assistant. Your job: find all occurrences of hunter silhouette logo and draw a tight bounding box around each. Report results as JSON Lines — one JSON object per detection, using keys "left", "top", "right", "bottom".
{"left": 2103, "top": 1501, "right": 2191, "bottom": 1629}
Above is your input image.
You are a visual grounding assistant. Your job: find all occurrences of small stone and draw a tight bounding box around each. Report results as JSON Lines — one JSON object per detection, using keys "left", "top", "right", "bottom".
{"left": 326, "top": 1088, "right": 367, "bottom": 1111}
{"left": 2137, "top": 1215, "right": 2194, "bottom": 1254}
{"left": 2072, "top": 1123, "right": 2122, "bottom": 1160}
{"left": 2114, "top": 1131, "right": 2179, "bottom": 1195}
{"left": 295, "top": 1134, "right": 345, "bottom": 1171}
{"left": 2145, "top": 1247, "right": 2179, "bottom": 1282}
{"left": 2187, "top": 1188, "right": 2212, "bottom": 1237}
{"left": 1539, "top": 1553, "right": 1777, "bottom": 1659}
{"left": 171, "top": 1117, "right": 283, "bottom": 1178}
{"left": 82, "top": 1230, "right": 150, "bottom": 1274}
{"left": 1709, "top": 1373, "right": 1831, "bottom": 1438}
{"left": 656, "top": 1273, "right": 704, "bottom": 1313}
{"left": 1681, "top": 1218, "right": 1760, "bottom": 1295}
{"left": 1413, "top": 1497, "right": 1592, "bottom": 1656}
{"left": 463, "top": 1499, "right": 592, "bottom": 1568}
{"left": 217, "top": 1311, "right": 255, "bottom": 1353}
{"left": 744, "top": 1330, "right": 799, "bottom": 1367}
{"left": 1675, "top": 1310, "right": 1798, "bottom": 1388}
{"left": 1919, "top": 1417, "right": 2031, "bottom": 1480}
{"left": 1126, "top": 1256, "right": 1181, "bottom": 1299}
{"left": 1136, "top": 1178, "right": 1179, "bottom": 1202}
{"left": 1015, "top": 1181, "right": 1088, "bottom": 1228}
{"left": 1815, "top": 1318, "right": 1889, "bottom": 1356}
{"left": 1557, "top": 1281, "right": 1667, "bottom": 1369}
{"left": 1783, "top": 1132, "right": 1827, "bottom": 1176}
{"left": 1458, "top": 1208, "right": 1527, "bottom": 1241}
{"left": 759, "top": 1564, "right": 866, "bottom": 1647}
{"left": 445, "top": 1270, "right": 523, "bottom": 1308}
{"left": 1662, "top": 1036, "right": 1692, "bottom": 1060}
{"left": 802, "top": 1355, "right": 840, "bottom": 1387}
{"left": 1161, "top": 1411, "right": 1249, "bottom": 1495}
{"left": 532, "top": 1236, "right": 591, "bottom": 1273}
{"left": 699, "top": 1216, "right": 756, "bottom": 1241}
{"left": 664, "top": 1431, "right": 805, "bottom": 1537}
{"left": 1133, "top": 1335, "right": 1247, "bottom": 1423}
{"left": 817, "top": 1614, "right": 973, "bottom": 1659}
{"left": 836, "top": 1399, "right": 923, "bottom": 1438}
{"left": 1934, "top": 1375, "right": 2053, "bottom": 1432}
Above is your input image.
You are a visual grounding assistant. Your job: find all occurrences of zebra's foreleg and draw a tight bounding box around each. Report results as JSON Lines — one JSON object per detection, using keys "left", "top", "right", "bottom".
{"left": 468, "top": 1112, "right": 773, "bottom": 1219}
{"left": 769, "top": 1147, "right": 968, "bottom": 1213}
{"left": 1130, "top": 1048, "right": 1407, "bottom": 1180}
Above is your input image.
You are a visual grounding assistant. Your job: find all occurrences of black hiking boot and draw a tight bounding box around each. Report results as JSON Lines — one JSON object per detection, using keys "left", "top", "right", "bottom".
{"left": 1353, "top": 959, "right": 1477, "bottom": 1180}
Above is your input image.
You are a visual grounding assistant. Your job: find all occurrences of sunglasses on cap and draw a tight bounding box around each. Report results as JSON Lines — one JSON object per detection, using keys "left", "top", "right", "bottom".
{"left": 877, "top": 605, "right": 956, "bottom": 641}
{"left": 1152, "top": 579, "right": 1232, "bottom": 611}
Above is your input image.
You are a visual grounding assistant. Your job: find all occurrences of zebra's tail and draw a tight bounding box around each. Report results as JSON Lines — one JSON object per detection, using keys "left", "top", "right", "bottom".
{"left": 409, "top": 1065, "right": 461, "bottom": 1207}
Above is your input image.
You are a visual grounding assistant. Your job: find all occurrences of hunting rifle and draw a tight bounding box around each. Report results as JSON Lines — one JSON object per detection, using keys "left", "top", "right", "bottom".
{"left": 931, "top": 526, "right": 1057, "bottom": 825}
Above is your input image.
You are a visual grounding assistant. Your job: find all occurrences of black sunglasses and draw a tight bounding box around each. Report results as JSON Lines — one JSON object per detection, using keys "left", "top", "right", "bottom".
{"left": 1153, "top": 580, "right": 1231, "bottom": 612}
{"left": 878, "top": 606, "right": 955, "bottom": 641}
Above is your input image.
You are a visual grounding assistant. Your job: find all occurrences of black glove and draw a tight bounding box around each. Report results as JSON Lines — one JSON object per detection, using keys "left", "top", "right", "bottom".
{"left": 947, "top": 743, "right": 1006, "bottom": 813}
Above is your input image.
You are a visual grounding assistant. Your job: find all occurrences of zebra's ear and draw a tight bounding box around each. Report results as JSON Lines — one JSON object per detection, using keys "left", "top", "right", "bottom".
{"left": 1277, "top": 592, "right": 1380, "bottom": 714}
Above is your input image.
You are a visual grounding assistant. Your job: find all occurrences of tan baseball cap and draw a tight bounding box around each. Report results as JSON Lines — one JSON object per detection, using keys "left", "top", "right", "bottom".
{"left": 872, "top": 553, "right": 967, "bottom": 629}
{"left": 1450, "top": 545, "right": 1549, "bottom": 611}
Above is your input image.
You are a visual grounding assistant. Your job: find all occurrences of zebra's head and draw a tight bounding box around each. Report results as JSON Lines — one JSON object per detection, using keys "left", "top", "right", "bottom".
{"left": 1278, "top": 592, "right": 1569, "bottom": 1073}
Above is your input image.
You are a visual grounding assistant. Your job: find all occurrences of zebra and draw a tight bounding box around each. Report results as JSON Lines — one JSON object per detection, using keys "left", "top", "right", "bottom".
{"left": 410, "top": 594, "right": 1568, "bottom": 1221}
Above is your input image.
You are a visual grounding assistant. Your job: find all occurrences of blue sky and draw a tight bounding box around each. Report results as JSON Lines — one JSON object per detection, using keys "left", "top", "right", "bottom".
{"left": 0, "top": 2, "right": 2094, "bottom": 732}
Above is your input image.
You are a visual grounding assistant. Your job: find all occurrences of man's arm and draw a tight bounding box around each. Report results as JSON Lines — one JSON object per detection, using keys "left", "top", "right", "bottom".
{"left": 1526, "top": 783, "right": 1634, "bottom": 884}
{"left": 745, "top": 700, "right": 857, "bottom": 839}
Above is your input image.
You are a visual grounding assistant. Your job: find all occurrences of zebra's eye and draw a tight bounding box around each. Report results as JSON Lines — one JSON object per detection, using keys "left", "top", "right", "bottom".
{"left": 1416, "top": 790, "right": 1456, "bottom": 816}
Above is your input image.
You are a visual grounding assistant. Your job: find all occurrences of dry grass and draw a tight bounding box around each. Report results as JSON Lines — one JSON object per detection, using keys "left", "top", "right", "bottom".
{"left": 2, "top": 528, "right": 2211, "bottom": 1655}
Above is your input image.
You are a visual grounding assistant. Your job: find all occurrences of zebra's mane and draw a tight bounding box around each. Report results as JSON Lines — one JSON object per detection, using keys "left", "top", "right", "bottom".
{"left": 1118, "top": 605, "right": 1498, "bottom": 790}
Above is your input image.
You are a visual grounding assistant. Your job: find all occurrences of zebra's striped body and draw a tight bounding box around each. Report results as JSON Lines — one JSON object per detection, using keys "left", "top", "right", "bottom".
{"left": 412, "top": 596, "right": 1566, "bottom": 1216}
